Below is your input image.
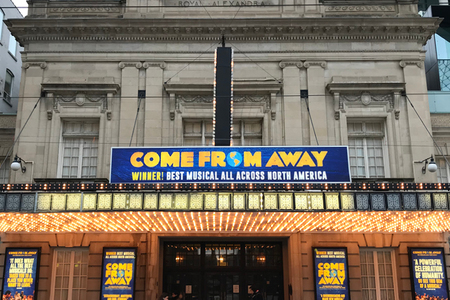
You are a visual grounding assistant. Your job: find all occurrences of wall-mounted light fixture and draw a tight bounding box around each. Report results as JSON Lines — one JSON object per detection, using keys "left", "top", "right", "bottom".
{"left": 415, "top": 155, "right": 437, "bottom": 174}
{"left": 11, "top": 155, "right": 27, "bottom": 173}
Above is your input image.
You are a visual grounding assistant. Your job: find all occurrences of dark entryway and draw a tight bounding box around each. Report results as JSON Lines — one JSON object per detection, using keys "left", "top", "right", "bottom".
{"left": 163, "top": 242, "right": 284, "bottom": 300}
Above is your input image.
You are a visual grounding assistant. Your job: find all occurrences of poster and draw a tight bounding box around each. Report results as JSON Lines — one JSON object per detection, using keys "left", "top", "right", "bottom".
{"left": 110, "top": 146, "right": 351, "bottom": 184}
{"left": 101, "top": 248, "right": 137, "bottom": 300}
{"left": 313, "top": 248, "right": 350, "bottom": 300}
{"left": 2, "top": 248, "right": 40, "bottom": 300}
{"left": 410, "top": 248, "right": 449, "bottom": 300}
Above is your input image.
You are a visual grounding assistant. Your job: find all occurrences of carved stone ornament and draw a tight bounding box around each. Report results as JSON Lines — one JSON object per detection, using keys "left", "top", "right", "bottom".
{"left": 23, "top": 62, "right": 47, "bottom": 69}
{"left": 53, "top": 93, "right": 108, "bottom": 111}
{"left": 361, "top": 92, "right": 371, "bottom": 106}
{"left": 279, "top": 61, "right": 303, "bottom": 69}
{"left": 304, "top": 61, "right": 327, "bottom": 69}
{"left": 119, "top": 61, "right": 166, "bottom": 69}
{"left": 399, "top": 60, "right": 423, "bottom": 69}
{"left": 340, "top": 92, "right": 394, "bottom": 109}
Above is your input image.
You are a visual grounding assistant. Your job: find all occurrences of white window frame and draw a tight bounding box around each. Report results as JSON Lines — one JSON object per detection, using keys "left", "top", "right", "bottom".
{"left": 0, "top": 157, "right": 9, "bottom": 183}
{"left": 50, "top": 248, "right": 89, "bottom": 300}
{"left": 348, "top": 120, "right": 389, "bottom": 178}
{"left": 8, "top": 34, "right": 17, "bottom": 57}
{"left": 360, "top": 249, "right": 399, "bottom": 300}
{"left": 57, "top": 120, "right": 99, "bottom": 178}
{"left": 436, "top": 157, "right": 450, "bottom": 183}
{"left": 183, "top": 119, "right": 262, "bottom": 146}
{"left": 3, "top": 69, "right": 13, "bottom": 104}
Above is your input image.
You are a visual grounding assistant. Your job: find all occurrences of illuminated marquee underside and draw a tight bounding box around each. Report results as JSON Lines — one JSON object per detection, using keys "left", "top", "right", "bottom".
{"left": 0, "top": 211, "right": 449, "bottom": 233}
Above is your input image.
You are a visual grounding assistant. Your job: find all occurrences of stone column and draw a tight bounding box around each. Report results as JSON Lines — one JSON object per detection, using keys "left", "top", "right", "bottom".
{"left": 280, "top": 62, "right": 303, "bottom": 146}
{"left": 144, "top": 62, "right": 165, "bottom": 146}
{"left": 11, "top": 62, "right": 47, "bottom": 183}
{"left": 304, "top": 61, "right": 328, "bottom": 145}
{"left": 118, "top": 62, "right": 141, "bottom": 147}
{"left": 400, "top": 60, "right": 436, "bottom": 182}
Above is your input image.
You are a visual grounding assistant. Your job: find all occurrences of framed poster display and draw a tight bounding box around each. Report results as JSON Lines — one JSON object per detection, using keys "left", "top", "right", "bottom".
{"left": 2, "top": 248, "right": 41, "bottom": 300}
{"left": 313, "top": 247, "right": 350, "bottom": 300}
{"left": 410, "top": 248, "right": 449, "bottom": 300}
{"left": 100, "top": 248, "right": 137, "bottom": 300}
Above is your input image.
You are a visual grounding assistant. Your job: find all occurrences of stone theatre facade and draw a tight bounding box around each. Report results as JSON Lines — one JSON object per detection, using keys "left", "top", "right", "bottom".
{"left": 1, "top": 1, "right": 449, "bottom": 300}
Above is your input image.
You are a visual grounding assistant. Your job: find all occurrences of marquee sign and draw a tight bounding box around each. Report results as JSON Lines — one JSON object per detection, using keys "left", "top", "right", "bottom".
{"left": 110, "top": 146, "right": 351, "bottom": 184}
{"left": 313, "top": 247, "right": 350, "bottom": 300}
{"left": 410, "top": 248, "right": 449, "bottom": 300}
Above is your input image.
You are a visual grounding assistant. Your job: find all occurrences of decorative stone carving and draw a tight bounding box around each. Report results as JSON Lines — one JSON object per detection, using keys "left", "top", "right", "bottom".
{"left": 23, "top": 62, "right": 47, "bottom": 69}
{"left": 326, "top": 5, "right": 395, "bottom": 12}
{"left": 399, "top": 60, "right": 423, "bottom": 69}
{"left": 304, "top": 61, "right": 327, "bottom": 69}
{"left": 52, "top": 93, "right": 108, "bottom": 112}
{"left": 279, "top": 61, "right": 303, "bottom": 69}
{"left": 340, "top": 92, "right": 394, "bottom": 109}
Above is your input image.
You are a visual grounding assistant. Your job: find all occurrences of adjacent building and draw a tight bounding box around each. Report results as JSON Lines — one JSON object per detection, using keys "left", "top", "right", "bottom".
{"left": 0, "top": 0, "right": 22, "bottom": 184}
{"left": 0, "top": 0, "right": 449, "bottom": 300}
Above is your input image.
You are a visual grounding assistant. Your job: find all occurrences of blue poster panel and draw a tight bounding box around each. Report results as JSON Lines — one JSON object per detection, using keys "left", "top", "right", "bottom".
{"left": 101, "top": 248, "right": 137, "bottom": 300}
{"left": 410, "top": 248, "right": 449, "bottom": 300}
{"left": 110, "top": 146, "right": 351, "bottom": 183}
{"left": 2, "top": 248, "right": 40, "bottom": 300}
{"left": 313, "top": 248, "right": 350, "bottom": 300}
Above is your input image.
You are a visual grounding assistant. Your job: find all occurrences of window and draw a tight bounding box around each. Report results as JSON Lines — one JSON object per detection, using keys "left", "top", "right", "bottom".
{"left": 183, "top": 120, "right": 213, "bottom": 146}
{"left": 360, "top": 249, "right": 398, "bottom": 300}
{"left": 0, "top": 157, "right": 9, "bottom": 183}
{"left": 59, "top": 120, "right": 99, "bottom": 178}
{"left": 51, "top": 249, "right": 88, "bottom": 300}
{"left": 348, "top": 121, "right": 386, "bottom": 178}
{"left": 183, "top": 119, "right": 262, "bottom": 146}
{"left": 233, "top": 120, "right": 262, "bottom": 146}
{"left": 8, "top": 34, "right": 17, "bottom": 57}
{"left": 3, "top": 69, "right": 13, "bottom": 104}
{"left": 436, "top": 157, "right": 449, "bottom": 183}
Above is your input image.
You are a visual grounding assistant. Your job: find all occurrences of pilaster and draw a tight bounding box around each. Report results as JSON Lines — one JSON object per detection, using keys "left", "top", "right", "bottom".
{"left": 280, "top": 61, "right": 303, "bottom": 146}
{"left": 118, "top": 62, "right": 141, "bottom": 147}
{"left": 144, "top": 62, "right": 166, "bottom": 146}
{"left": 304, "top": 61, "right": 327, "bottom": 145}
{"left": 400, "top": 60, "right": 436, "bottom": 182}
{"left": 11, "top": 62, "right": 47, "bottom": 183}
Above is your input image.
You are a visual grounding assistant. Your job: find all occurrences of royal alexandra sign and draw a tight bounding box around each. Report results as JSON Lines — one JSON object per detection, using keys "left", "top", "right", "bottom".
{"left": 110, "top": 146, "right": 351, "bottom": 183}
{"left": 165, "top": 0, "right": 275, "bottom": 6}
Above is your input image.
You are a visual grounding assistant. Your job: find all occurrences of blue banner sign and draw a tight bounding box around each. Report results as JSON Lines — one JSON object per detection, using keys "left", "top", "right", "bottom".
{"left": 313, "top": 248, "right": 350, "bottom": 300}
{"left": 101, "top": 248, "right": 137, "bottom": 300}
{"left": 2, "top": 248, "right": 40, "bottom": 300}
{"left": 410, "top": 248, "right": 449, "bottom": 300}
{"left": 110, "top": 146, "right": 350, "bottom": 183}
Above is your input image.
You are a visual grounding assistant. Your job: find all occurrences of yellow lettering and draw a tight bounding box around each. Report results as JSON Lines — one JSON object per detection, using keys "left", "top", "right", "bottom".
{"left": 144, "top": 152, "right": 159, "bottom": 167}
{"left": 211, "top": 151, "right": 226, "bottom": 167}
{"left": 130, "top": 152, "right": 144, "bottom": 167}
{"left": 181, "top": 152, "right": 194, "bottom": 167}
{"left": 265, "top": 152, "right": 284, "bottom": 167}
{"left": 157, "top": 172, "right": 161, "bottom": 180}
{"left": 199, "top": 152, "right": 211, "bottom": 167}
{"left": 297, "top": 152, "right": 316, "bottom": 167}
{"left": 244, "top": 151, "right": 261, "bottom": 167}
{"left": 161, "top": 152, "right": 180, "bottom": 167}
{"left": 132, "top": 172, "right": 139, "bottom": 180}
{"left": 279, "top": 151, "right": 301, "bottom": 167}
{"left": 311, "top": 151, "right": 327, "bottom": 167}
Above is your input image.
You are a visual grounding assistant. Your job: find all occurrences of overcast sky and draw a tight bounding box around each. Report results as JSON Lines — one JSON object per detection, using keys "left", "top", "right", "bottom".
{"left": 12, "top": 0, "right": 27, "bottom": 16}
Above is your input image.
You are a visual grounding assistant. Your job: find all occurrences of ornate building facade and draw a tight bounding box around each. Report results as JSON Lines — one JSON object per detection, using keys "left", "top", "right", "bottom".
{"left": 1, "top": 1, "right": 449, "bottom": 300}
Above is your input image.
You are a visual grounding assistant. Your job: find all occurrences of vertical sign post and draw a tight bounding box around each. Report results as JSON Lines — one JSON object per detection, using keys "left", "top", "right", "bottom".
{"left": 313, "top": 247, "right": 350, "bottom": 300}
{"left": 2, "top": 248, "right": 40, "bottom": 300}
{"left": 101, "top": 248, "right": 137, "bottom": 300}
{"left": 410, "top": 248, "right": 449, "bottom": 300}
{"left": 213, "top": 46, "right": 233, "bottom": 146}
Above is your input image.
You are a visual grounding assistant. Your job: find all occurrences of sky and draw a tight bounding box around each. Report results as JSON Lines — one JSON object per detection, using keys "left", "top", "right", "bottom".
{"left": 12, "top": 0, "right": 27, "bottom": 16}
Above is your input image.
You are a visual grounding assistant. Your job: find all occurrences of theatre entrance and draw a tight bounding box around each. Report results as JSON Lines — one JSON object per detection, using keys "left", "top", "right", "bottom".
{"left": 163, "top": 242, "right": 284, "bottom": 300}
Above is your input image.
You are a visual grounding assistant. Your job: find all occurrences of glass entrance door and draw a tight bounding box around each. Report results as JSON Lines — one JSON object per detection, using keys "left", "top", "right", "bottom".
{"left": 163, "top": 242, "right": 283, "bottom": 300}
{"left": 205, "top": 273, "right": 240, "bottom": 300}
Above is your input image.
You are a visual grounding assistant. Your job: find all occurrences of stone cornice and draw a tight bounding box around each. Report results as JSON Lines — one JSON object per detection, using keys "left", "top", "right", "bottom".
{"left": 6, "top": 17, "right": 441, "bottom": 45}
